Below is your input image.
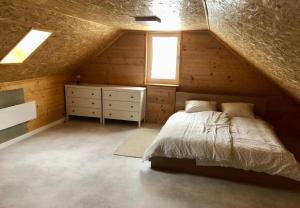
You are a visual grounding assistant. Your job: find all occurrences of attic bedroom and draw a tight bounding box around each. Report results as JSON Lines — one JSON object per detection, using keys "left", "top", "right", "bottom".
{"left": 0, "top": 0, "right": 300, "bottom": 207}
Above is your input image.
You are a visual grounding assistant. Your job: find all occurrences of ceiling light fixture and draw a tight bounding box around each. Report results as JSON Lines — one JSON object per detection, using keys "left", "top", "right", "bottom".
{"left": 134, "top": 16, "right": 161, "bottom": 23}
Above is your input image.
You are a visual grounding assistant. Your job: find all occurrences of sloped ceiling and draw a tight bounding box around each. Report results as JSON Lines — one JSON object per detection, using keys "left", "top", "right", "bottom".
{"left": 205, "top": 0, "right": 300, "bottom": 102}
{"left": 19, "top": 0, "right": 208, "bottom": 31}
{"left": 0, "top": 0, "right": 121, "bottom": 82}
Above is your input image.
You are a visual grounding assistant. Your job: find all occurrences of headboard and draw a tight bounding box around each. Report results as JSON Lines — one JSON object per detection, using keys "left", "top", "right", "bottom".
{"left": 176, "top": 92, "right": 267, "bottom": 116}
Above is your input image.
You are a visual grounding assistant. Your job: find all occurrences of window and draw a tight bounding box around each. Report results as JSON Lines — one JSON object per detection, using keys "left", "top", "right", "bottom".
{"left": 146, "top": 32, "right": 181, "bottom": 85}
{"left": 0, "top": 29, "right": 52, "bottom": 64}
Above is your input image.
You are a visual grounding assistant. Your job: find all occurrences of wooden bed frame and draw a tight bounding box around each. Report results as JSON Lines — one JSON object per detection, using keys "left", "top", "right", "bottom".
{"left": 150, "top": 92, "right": 299, "bottom": 188}
{"left": 151, "top": 157, "right": 298, "bottom": 188}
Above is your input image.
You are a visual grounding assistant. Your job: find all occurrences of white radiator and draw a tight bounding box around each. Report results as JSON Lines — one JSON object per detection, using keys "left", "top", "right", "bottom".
{"left": 0, "top": 101, "right": 37, "bottom": 131}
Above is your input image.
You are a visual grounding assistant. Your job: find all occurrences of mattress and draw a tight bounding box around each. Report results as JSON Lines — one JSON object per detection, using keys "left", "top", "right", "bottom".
{"left": 143, "top": 111, "right": 300, "bottom": 181}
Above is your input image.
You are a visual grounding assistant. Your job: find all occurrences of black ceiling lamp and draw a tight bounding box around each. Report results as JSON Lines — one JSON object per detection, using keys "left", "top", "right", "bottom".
{"left": 134, "top": 16, "right": 161, "bottom": 23}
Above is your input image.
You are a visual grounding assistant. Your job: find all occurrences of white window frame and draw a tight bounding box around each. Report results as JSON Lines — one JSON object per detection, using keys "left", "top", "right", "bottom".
{"left": 145, "top": 32, "right": 181, "bottom": 85}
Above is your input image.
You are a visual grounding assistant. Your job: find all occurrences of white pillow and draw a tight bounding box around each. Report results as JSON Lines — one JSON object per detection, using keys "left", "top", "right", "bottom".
{"left": 221, "top": 102, "right": 255, "bottom": 118}
{"left": 185, "top": 100, "right": 217, "bottom": 113}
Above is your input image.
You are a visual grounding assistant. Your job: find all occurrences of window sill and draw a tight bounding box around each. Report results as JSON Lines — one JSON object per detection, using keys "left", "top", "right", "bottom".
{"left": 145, "top": 83, "right": 179, "bottom": 87}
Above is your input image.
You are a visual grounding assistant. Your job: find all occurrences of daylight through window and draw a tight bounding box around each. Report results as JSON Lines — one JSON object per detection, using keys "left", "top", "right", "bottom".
{"left": 146, "top": 32, "right": 180, "bottom": 85}
{"left": 0, "top": 29, "right": 52, "bottom": 64}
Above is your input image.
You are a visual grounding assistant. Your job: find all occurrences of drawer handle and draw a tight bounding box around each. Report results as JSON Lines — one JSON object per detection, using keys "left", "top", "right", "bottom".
{"left": 109, "top": 94, "right": 112, "bottom": 97}
{"left": 72, "top": 101, "right": 74, "bottom": 103}
{"left": 131, "top": 96, "right": 134, "bottom": 99}
{"left": 92, "top": 102, "right": 95, "bottom": 105}
{"left": 109, "top": 104, "right": 112, "bottom": 106}
{"left": 92, "top": 112, "right": 95, "bottom": 114}
{"left": 130, "top": 106, "right": 133, "bottom": 108}
{"left": 130, "top": 115, "right": 133, "bottom": 118}
{"left": 71, "top": 91, "right": 74, "bottom": 94}
{"left": 109, "top": 113, "right": 112, "bottom": 116}
{"left": 91, "top": 93, "right": 94, "bottom": 96}
{"left": 72, "top": 110, "right": 75, "bottom": 112}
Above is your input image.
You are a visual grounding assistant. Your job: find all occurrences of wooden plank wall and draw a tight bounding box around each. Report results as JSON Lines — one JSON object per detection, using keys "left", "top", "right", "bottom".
{"left": 79, "top": 32, "right": 145, "bottom": 86}
{"left": 179, "top": 31, "right": 277, "bottom": 96}
{"left": 0, "top": 73, "right": 74, "bottom": 132}
{"left": 79, "top": 30, "right": 277, "bottom": 95}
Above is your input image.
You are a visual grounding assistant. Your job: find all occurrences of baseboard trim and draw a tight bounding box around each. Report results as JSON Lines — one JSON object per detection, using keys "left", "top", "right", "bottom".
{"left": 0, "top": 118, "right": 65, "bottom": 150}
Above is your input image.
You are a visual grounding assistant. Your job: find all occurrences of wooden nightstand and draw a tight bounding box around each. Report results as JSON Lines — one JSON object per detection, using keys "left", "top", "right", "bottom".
{"left": 146, "top": 85, "right": 176, "bottom": 124}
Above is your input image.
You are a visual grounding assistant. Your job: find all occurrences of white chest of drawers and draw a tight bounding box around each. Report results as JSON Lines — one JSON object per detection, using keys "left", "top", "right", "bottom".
{"left": 65, "top": 84, "right": 146, "bottom": 127}
{"left": 102, "top": 86, "right": 146, "bottom": 127}
{"left": 65, "top": 84, "right": 103, "bottom": 123}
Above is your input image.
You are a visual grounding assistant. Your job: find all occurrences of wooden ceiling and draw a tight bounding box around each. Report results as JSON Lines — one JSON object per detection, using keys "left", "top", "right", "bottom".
{"left": 0, "top": 0, "right": 299, "bottom": 103}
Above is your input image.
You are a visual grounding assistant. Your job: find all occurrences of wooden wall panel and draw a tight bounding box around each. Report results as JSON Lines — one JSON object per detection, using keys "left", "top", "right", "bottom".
{"left": 0, "top": 73, "right": 74, "bottom": 132}
{"left": 80, "top": 30, "right": 277, "bottom": 96}
{"left": 79, "top": 32, "right": 146, "bottom": 86}
{"left": 179, "top": 31, "right": 276, "bottom": 96}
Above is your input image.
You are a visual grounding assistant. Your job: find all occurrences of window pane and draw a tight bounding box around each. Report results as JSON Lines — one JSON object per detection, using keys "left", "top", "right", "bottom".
{"left": 151, "top": 36, "right": 178, "bottom": 79}
{"left": 0, "top": 29, "right": 52, "bottom": 64}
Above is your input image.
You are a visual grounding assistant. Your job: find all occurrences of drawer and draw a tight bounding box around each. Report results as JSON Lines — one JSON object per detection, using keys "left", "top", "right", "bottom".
{"left": 103, "top": 100, "right": 139, "bottom": 111}
{"left": 67, "top": 107, "right": 100, "bottom": 118}
{"left": 104, "top": 110, "right": 139, "bottom": 121}
{"left": 66, "top": 87, "right": 101, "bottom": 99}
{"left": 103, "top": 90, "right": 140, "bottom": 102}
{"left": 67, "top": 98, "right": 101, "bottom": 108}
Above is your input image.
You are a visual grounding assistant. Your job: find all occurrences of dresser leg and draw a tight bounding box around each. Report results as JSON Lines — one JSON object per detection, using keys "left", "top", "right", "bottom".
{"left": 138, "top": 121, "right": 141, "bottom": 128}
{"left": 103, "top": 118, "right": 105, "bottom": 125}
{"left": 65, "top": 115, "right": 69, "bottom": 121}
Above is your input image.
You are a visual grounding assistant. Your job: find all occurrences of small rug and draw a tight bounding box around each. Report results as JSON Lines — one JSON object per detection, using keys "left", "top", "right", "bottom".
{"left": 114, "top": 127, "right": 160, "bottom": 158}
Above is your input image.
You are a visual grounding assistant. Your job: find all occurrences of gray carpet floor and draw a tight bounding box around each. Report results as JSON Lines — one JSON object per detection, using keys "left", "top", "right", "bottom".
{"left": 0, "top": 119, "right": 299, "bottom": 208}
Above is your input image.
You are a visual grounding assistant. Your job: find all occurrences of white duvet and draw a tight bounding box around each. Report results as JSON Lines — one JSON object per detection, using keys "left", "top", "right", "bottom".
{"left": 143, "top": 111, "right": 300, "bottom": 181}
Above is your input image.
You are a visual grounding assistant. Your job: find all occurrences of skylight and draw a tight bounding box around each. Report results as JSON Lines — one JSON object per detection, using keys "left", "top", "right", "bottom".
{"left": 0, "top": 29, "right": 52, "bottom": 64}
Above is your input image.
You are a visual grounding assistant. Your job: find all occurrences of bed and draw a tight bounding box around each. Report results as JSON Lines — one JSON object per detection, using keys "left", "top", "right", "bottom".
{"left": 143, "top": 92, "right": 300, "bottom": 188}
